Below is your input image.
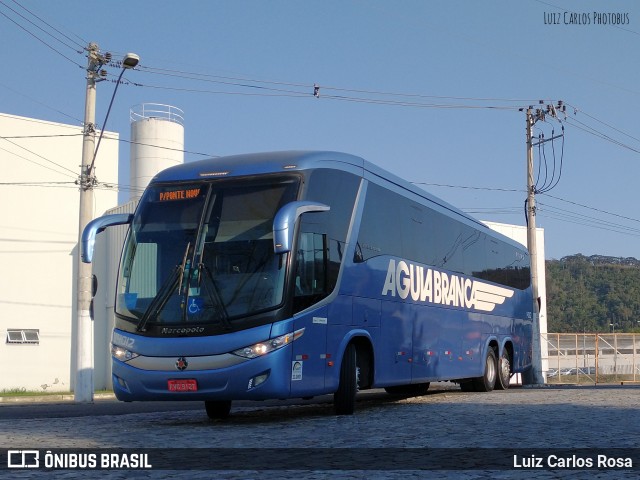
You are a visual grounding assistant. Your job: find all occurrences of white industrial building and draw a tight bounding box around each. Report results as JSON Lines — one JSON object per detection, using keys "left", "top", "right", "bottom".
{"left": 0, "top": 107, "right": 547, "bottom": 394}
{"left": 0, "top": 112, "right": 118, "bottom": 392}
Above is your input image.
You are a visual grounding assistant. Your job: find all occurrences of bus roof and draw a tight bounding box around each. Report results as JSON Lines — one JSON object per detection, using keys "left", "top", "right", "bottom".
{"left": 150, "top": 151, "right": 527, "bottom": 252}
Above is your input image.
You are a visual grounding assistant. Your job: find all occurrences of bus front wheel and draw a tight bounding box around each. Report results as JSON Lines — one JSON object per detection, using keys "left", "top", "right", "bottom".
{"left": 334, "top": 343, "right": 358, "bottom": 415}
{"left": 205, "top": 400, "right": 232, "bottom": 419}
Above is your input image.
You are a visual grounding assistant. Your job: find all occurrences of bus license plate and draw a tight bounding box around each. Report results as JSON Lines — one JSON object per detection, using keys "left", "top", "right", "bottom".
{"left": 168, "top": 379, "right": 198, "bottom": 392}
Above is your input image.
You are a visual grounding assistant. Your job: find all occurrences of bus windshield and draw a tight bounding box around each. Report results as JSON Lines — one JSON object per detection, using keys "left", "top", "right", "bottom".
{"left": 115, "top": 177, "right": 299, "bottom": 331}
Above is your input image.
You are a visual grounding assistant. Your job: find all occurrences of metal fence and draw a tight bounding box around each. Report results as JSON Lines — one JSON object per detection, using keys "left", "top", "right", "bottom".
{"left": 543, "top": 333, "right": 640, "bottom": 384}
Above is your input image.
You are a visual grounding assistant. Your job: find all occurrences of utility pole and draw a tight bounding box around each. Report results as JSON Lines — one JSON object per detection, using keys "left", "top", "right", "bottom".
{"left": 524, "top": 107, "right": 545, "bottom": 385}
{"left": 75, "top": 44, "right": 139, "bottom": 403}
{"left": 522, "top": 101, "right": 564, "bottom": 385}
{"left": 75, "top": 42, "right": 103, "bottom": 403}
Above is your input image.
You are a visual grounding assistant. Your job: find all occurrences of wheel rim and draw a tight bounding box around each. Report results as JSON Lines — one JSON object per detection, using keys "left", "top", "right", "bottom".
{"left": 500, "top": 353, "right": 510, "bottom": 384}
{"left": 486, "top": 353, "right": 496, "bottom": 384}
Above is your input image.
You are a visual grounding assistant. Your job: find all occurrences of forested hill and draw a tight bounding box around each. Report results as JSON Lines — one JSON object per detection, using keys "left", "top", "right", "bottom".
{"left": 546, "top": 254, "right": 640, "bottom": 332}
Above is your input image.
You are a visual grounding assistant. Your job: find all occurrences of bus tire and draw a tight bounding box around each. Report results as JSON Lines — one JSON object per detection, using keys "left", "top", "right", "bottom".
{"left": 495, "top": 348, "right": 511, "bottom": 390}
{"left": 472, "top": 348, "right": 497, "bottom": 392}
{"left": 334, "top": 343, "right": 358, "bottom": 415}
{"left": 205, "top": 400, "right": 232, "bottom": 419}
{"left": 385, "top": 383, "right": 430, "bottom": 396}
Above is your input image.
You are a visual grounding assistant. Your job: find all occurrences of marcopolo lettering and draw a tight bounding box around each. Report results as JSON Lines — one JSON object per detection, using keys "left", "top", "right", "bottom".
{"left": 381, "top": 259, "right": 514, "bottom": 312}
{"left": 161, "top": 326, "right": 205, "bottom": 335}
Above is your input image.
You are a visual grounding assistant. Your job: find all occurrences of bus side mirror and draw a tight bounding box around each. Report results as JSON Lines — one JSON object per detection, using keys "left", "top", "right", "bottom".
{"left": 273, "top": 201, "right": 329, "bottom": 254}
{"left": 82, "top": 213, "right": 133, "bottom": 263}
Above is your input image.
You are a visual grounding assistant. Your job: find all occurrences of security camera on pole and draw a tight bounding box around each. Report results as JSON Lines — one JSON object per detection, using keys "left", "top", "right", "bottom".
{"left": 75, "top": 43, "right": 139, "bottom": 403}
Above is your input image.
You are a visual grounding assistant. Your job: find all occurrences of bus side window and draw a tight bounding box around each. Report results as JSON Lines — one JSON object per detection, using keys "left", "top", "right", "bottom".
{"left": 293, "top": 232, "right": 328, "bottom": 311}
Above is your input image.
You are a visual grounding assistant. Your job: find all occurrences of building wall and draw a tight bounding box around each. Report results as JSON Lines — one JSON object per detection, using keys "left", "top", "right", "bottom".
{"left": 0, "top": 112, "right": 118, "bottom": 392}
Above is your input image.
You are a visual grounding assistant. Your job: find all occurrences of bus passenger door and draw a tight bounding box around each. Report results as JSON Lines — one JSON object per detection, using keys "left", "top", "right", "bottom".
{"left": 289, "top": 232, "right": 329, "bottom": 396}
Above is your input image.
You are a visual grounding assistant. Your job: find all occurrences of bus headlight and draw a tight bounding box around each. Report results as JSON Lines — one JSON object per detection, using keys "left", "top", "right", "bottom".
{"left": 111, "top": 344, "right": 139, "bottom": 362}
{"left": 232, "top": 328, "right": 305, "bottom": 359}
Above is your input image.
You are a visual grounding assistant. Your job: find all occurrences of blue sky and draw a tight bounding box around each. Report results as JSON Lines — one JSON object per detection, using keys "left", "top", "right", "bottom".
{"left": 1, "top": 0, "right": 639, "bottom": 260}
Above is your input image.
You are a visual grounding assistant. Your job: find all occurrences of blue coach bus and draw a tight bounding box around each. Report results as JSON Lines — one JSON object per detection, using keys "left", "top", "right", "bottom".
{"left": 83, "top": 151, "right": 533, "bottom": 417}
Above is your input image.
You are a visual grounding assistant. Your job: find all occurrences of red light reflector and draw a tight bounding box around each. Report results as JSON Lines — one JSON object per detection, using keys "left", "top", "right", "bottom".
{"left": 168, "top": 379, "right": 198, "bottom": 392}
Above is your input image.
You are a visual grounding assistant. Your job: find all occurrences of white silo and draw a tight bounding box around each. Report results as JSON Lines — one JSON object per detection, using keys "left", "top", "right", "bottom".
{"left": 129, "top": 103, "right": 184, "bottom": 200}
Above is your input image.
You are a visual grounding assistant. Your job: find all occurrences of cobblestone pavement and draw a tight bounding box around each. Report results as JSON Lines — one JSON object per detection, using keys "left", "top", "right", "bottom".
{"left": 1, "top": 385, "right": 639, "bottom": 479}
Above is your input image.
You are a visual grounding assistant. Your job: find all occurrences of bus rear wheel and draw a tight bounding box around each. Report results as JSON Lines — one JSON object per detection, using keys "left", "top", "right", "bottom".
{"left": 495, "top": 348, "right": 511, "bottom": 390}
{"left": 205, "top": 400, "right": 232, "bottom": 419}
{"left": 472, "top": 348, "right": 497, "bottom": 392}
{"left": 334, "top": 343, "right": 358, "bottom": 415}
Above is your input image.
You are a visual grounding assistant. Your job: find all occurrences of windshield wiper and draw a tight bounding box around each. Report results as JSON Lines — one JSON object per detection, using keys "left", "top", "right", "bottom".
{"left": 199, "top": 263, "right": 232, "bottom": 331}
{"left": 136, "top": 265, "right": 182, "bottom": 332}
{"left": 137, "top": 243, "right": 191, "bottom": 332}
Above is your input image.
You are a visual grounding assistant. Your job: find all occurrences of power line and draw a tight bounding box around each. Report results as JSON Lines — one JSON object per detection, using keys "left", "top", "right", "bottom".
{"left": 412, "top": 180, "right": 640, "bottom": 236}
{"left": 538, "top": 202, "right": 640, "bottom": 235}
{"left": 0, "top": 133, "right": 83, "bottom": 139}
{"left": 0, "top": 131, "right": 216, "bottom": 158}
{"left": 412, "top": 182, "right": 523, "bottom": 193}
{"left": 0, "top": 112, "right": 83, "bottom": 129}
{"left": 9, "top": 0, "right": 87, "bottom": 50}
{"left": 0, "top": 81, "right": 84, "bottom": 125}
{"left": 564, "top": 117, "right": 640, "bottom": 155}
{"left": 462, "top": 208, "right": 522, "bottom": 215}
{"left": 539, "top": 209, "right": 640, "bottom": 238}
{"left": 121, "top": 138, "right": 215, "bottom": 158}
{"left": 133, "top": 78, "right": 525, "bottom": 111}
{"left": 534, "top": 120, "right": 565, "bottom": 195}
{"left": 139, "top": 66, "right": 310, "bottom": 96}
{"left": 130, "top": 81, "right": 311, "bottom": 99}
{"left": 132, "top": 62, "right": 536, "bottom": 110}
{"left": 0, "top": 181, "right": 76, "bottom": 187}
{"left": 540, "top": 192, "right": 640, "bottom": 225}
{"left": 0, "top": 179, "right": 147, "bottom": 195}
{"left": 0, "top": 142, "right": 77, "bottom": 178}
{"left": 0, "top": 1, "right": 83, "bottom": 68}
{"left": 139, "top": 64, "right": 544, "bottom": 104}
{"left": 565, "top": 103, "right": 640, "bottom": 145}
{"left": 66, "top": 58, "right": 640, "bottom": 155}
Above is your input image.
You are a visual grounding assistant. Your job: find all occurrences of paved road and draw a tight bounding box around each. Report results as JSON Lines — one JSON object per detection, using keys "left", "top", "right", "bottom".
{"left": 1, "top": 384, "right": 639, "bottom": 479}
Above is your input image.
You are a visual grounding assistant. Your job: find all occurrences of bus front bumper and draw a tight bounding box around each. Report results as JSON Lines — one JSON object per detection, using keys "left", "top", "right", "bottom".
{"left": 111, "top": 345, "right": 293, "bottom": 402}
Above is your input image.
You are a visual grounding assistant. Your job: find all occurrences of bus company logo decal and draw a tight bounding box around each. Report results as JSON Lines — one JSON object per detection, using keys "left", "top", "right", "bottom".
{"left": 381, "top": 259, "right": 514, "bottom": 312}
{"left": 175, "top": 357, "right": 189, "bottom": 371}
